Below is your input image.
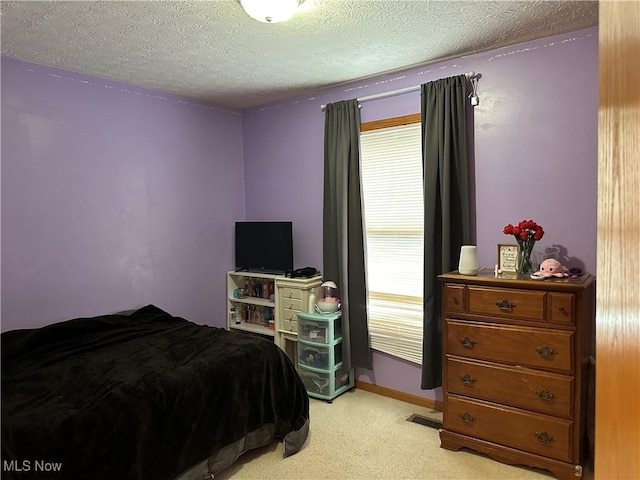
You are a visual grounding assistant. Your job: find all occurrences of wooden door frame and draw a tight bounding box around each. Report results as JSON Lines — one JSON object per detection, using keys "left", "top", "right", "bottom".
{"left": 596, "top": 1, "right": 640, "bottom": 479}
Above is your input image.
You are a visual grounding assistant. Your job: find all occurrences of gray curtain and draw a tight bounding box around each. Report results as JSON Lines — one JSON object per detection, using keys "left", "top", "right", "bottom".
{"left": 323, "top": 99, "right": 372, "bottom": 371}
{"left": 420, "top": 75, "right": 471, "bottom": 389}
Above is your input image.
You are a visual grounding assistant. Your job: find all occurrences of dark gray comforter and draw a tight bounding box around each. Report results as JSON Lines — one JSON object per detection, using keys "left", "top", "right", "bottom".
{"left": 1, "top": 305, "right": 309, "bottom": 480}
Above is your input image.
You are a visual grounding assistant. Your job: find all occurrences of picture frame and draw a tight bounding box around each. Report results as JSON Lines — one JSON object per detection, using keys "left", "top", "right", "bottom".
{"left": 497, "top": 243, "right": 519, "bottom": 273}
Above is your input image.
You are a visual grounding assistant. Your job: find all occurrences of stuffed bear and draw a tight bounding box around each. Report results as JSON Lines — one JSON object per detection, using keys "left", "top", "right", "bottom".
{"left": 535, "top": 258, "right": 569, "bottom": 278}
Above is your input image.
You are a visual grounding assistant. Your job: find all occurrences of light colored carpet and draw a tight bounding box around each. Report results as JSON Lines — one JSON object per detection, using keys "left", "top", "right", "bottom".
{"left": 215, "top": 389, "right": 588, "bottom": 480}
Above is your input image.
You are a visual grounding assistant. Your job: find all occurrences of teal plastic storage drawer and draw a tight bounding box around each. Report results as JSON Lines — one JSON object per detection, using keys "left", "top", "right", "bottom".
{"left": 298, "top": 341, "right": 342, "bottom": 369}
{"left": 298, "top": 317, "right": 342, "bottom": 344}
{"left": 296, "top": 311, "right": 353, "bottom": 402}
{"left": 298, "top": 364, "right": 352, "bottom": 399}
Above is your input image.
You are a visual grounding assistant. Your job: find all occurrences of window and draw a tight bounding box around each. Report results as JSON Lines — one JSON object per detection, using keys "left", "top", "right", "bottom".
{"left": 360, "top": 114, "right": 424, "bottom": 364}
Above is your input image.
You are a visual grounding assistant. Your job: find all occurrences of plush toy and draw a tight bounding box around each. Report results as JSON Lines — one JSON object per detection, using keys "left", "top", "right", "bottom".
{"left": 535, "top": 258, "right": 569, "bottom": 278}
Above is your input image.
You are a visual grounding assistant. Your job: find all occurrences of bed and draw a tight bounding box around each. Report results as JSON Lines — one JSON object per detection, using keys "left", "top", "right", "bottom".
{"left": 1, "top": 305, "right": 309, "bottom": 480}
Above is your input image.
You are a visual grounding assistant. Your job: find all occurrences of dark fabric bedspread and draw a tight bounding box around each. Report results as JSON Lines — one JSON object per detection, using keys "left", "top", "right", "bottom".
{"left": 1, "top": 305, "right": 309, "bottom": 480}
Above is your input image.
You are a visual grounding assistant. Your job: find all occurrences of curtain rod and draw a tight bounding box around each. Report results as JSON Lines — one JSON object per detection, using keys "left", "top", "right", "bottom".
{"left": 320, "top": 71, "right": 477, "bottom": 111}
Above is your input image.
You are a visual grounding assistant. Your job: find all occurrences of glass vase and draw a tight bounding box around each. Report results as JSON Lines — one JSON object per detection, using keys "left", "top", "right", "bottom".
{"left": 517, "top": 247, "right": 534, "bottom": 275}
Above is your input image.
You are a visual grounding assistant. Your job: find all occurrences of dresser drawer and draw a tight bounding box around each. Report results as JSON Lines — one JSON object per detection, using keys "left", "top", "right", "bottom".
{"left": 281, "top": 307, "right": 300, "bottom": 321}
{"left": 280, "top": 297, "right": 303, "bottom": 311}
{"left": 548, "top": 292, "right": 574, "bottom": 325}
{"left": 446, "top": 357, "right": 574, "bottom": 418}
{"left": 444, "top": 284, "right": 466, "bottom": 313}
{"left": 281, "top": 287, "right": 303, "bottom": 300}
{"left": 281, "top": 318, "right": 297, "bottom": 333}
{"left": 446, "top": 320, "right": 573, "bottom": 372}
{"left": 281, "top": 308, "right": 300, "bottom": 333}
{"left": 468, "top": 286, "right": 546, "bottom": 321}
{"left": 446, "top": 394, "right": 573, "bottom": 462}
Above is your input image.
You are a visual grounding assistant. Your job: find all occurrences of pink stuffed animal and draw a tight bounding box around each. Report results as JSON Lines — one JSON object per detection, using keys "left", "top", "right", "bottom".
{"left": 535, "top": 258, "right": 569, "bottom": 278}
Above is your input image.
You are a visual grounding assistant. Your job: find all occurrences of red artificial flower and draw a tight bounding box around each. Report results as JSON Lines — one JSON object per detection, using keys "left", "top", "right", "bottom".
{"left": 503, "top": 219, "right": 545, "bottom": 242}
{"left": 503, "top": 219, "right": 545, "bottom": 273}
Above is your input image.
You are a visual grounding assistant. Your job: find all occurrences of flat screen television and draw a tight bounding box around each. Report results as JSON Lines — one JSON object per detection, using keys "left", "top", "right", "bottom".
{"left": 235, "top": 221, "right": 294, "bottom": 274}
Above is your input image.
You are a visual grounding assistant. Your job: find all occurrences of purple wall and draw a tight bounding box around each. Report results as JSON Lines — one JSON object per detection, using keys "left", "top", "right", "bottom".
{"left": 242, "top": 27, "right": 599, "bottom": 400}
{"left": 1, "top": 57, "right": 245, "bottom": 331}
{"left": 1, "top": 27, "right": 598, "bottom": 402}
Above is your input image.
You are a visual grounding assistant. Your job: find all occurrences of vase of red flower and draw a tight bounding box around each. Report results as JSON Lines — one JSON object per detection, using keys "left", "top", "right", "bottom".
{"left": 503, "top": 220, "right": 545, "bottom": 275}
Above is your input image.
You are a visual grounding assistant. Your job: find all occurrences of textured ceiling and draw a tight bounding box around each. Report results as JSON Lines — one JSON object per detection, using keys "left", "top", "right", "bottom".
{"left": 1, "top": 1, "right": 598, "bottom": 110}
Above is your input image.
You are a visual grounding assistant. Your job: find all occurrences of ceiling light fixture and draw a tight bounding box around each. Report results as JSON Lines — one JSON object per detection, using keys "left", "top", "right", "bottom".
{"left": 239, "top": 0, "right": 304, "bottom": 24}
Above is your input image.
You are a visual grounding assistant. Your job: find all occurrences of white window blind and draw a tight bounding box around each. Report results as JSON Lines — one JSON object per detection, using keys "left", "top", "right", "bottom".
{"left": 360, "top": 122, "right": 424, "bottom": 364}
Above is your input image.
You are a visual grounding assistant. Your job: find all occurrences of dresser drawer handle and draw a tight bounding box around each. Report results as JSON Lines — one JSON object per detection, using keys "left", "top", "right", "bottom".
{"left": 536, "top": 389, "right": 557, "bottom": 401}
{"left": 495, "top": 299, "right": 516, "bottom": 312}
{"left": 536, "top": 345, "right": 557, "bottom": 358}
{"left": 459, "top": 374, "right": 477, "bottom": 386}
{"left": 452, "top": 297, "right": 459, "bottom": 305}
{"left": 459, "top": 412, "right": 476, "bottom": 424}
{"left": 535, "top": 431, "right": 555, "bottom": 443}
{"left": 459, "top": 337, "right": 477, "bottom": 348}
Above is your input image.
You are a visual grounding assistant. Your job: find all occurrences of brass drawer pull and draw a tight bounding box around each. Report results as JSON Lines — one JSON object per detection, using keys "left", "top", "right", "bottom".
{"left": 459, "top": 412, "right": 476, "bottom": 424}
{"left": 495, "top": 299, "right": 516, "bottom": 312}
{"left": 536, "top": 389, "right": 557, "bottom": 401}
{"left": 459, "top": 337, "right": 477, "bottom": 348}
{"left": 536, "top": 345, "right": 557, "bottom": 358}
{"left": 535, "top": 431, "right": 555, "bottom": 443}
{"left": 459, "top": 374, "right": 477, "bottom": 386}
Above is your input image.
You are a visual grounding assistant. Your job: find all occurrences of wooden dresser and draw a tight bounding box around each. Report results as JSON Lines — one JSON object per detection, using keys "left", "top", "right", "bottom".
{"left": 439, "top": 271, "right": 595, "bottom": 479}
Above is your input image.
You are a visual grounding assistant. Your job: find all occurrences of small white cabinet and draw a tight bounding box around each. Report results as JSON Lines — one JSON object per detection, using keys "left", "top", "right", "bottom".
{"left": 274, "top": 275, "right": 322, "bottom": 361}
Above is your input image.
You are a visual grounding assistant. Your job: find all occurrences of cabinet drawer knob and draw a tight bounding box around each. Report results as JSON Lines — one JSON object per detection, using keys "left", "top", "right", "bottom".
{"left": 459, "top": 337, "right": 477, "bottom": 348}
{"left": 535, "top": 431, "right": 555, "bottom": 443}
{"left": 495, "top": 299, "right": 516, "bottom": 312}
{"left": 452, "top": 297, "right": 459, "bottom": 305}
{"left": 459, "top": 374, "right": 477, "bottom": 386}
{"left": 536, "top": 389, "right": 557, "bottom": 401}
{"left": 536, "top": 345, "right": 557, "bottom": 358}
{"left": 459, "top": 412, "right": 476, "bottom": 424}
